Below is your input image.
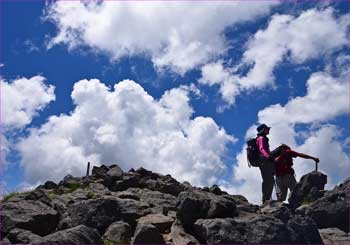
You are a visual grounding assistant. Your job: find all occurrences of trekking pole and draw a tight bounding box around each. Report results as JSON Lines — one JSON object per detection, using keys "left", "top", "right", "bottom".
{"left": 315, "top": 161, "right": 318, "bottom": 173}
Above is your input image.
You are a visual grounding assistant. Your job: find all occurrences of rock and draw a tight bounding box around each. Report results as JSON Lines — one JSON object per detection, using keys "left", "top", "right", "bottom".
{"left": 170, "top": 222, "right": 200, "bottom": 244}
{"left": 298, "top": 178, "right": 350, "bottom": 232}
{"left": 193, "top": 215, "right": 292, "bottom": 244}
{"left": 288, "top": 171, "right": 327, "bottom": 210}
{"left": 209, "top": 184, "right": 224, "bottom": 195}
{"left": 103, "top": 221, "right": 132, "bottom": 244}
{"left": 260, "top": 200, "right": 291, "bottom": 223}
{"left": 110, "top": 173, "right": 141, "bottom": 191}
{"left": 176, "top": 190, "right": 237, "bottom": 229}
{"left": 34, "top": 225, "right": 103, "bottom": 244}
{"left": 287, "top": 215, "right": 323, "bottom": 244}
{"left": 223, "top": 194, "right": 259, "bottom": 213}
{"left": 92, "top": 165, "right": 109, "bottom": 178}
{"left": 0, "top": 237, "right": 10, "bottom": 244}
{"left": 103, "top": 165, "right": 124, "bottom": 186}
{"left": 132, "top": 223, "right": 165, "bottom": 244}
{"left": 137, "top": 213, "right": 174, "bottom": 233}
{"left": 7, "top": 228, "right": 42, "bottom": 244}
{"left": 1, "top": 200, "right": 59, "bottom": 237}
{"left": 43, "top": 181, "right": 58, "bottom": 189}
{"left": 24, "top": 189, "right": 52, "bottom": 207}
{"left": 66, "top": 196, "right": 148, "bottom": 234}
{"left": 319, "top": 228, "right": 350, "bottom": 244}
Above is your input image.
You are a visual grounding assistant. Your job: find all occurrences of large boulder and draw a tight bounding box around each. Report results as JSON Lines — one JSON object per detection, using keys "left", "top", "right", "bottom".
{"left": 35, "top": 225, "right": 103, "bottom": 244}
{"left": 7, "top": 228, "right": 42, "bottom": 244}
{"left": 102, "top": 221, "right": 132, "bottom": 244}
{"left": 288, "top": 171, "right": 327, "bottom": 210}
{"left": 296, "top": 178, "right": 350, "bottom": 232}
{"left": 169, "top": 222, "right": 200, "bottom": 244}
{"left": 287, "top": 215, "right": 323, "bottom": 244}
{"left": 92, "top": 164, "right": 124, "bottom": 187}
{"left": 65, "top": 196, "right": 149, "bottom": 234}
{"left": 131, "top": 223, "right": 165, "bottom": 244}
{"left": 319, "top": 228, "right": 350, "bottom": 244}
{"left": 193, "top": 216, "right": 292, "bottom": 244}
{"left": 176, "top": 190, "right": 237, "bottom": 229}
{"left": 1, "top": 200, "right": 59, "bottom": 237}
{"left": 260, "top": 200, "right": 292, "bottom": 223}
{"left": 137, "top": 213, "right": 174, "bottom": 233}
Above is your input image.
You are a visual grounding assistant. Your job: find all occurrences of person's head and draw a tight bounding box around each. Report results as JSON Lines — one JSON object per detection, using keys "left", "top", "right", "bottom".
{"left": 257, "top": 124, "right": 271, "bottom": 135}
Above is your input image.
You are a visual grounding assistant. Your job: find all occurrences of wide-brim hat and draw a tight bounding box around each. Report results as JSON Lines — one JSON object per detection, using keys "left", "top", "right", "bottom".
{"left": 257, "top": 124, "right": 271, "bottom": 134}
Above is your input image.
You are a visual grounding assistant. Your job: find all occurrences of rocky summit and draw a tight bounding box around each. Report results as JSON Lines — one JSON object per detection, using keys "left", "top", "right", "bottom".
{"left": 1, "top": 165, "right": 349, "bottom": 244}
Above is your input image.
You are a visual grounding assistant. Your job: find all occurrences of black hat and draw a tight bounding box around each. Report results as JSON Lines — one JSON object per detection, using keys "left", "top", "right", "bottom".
{"left": 257, "top": 124, "right": 271, "bottom": 134}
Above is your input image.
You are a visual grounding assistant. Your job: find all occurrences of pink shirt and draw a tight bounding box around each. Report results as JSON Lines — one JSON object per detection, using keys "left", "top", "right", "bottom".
{"left": 256, "top": 136, "right": 271, "bottom": 159}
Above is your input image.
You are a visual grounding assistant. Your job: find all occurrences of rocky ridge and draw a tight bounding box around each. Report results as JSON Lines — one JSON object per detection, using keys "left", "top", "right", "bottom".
{"left": 1, "top": 165, "right": 349, "bottom": 244}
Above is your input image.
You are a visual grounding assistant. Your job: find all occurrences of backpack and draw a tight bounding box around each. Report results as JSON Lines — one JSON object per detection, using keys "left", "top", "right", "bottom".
{"left": 246, "top": 138, "right": 261, "bottom": 167}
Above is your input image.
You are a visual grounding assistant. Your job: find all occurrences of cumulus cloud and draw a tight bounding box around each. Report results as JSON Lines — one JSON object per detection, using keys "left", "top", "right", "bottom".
{"left": 223, "top": 71, "right": 349, "bottom": 204}
{"left": 18, "top": 79, "right": 236, "bottom": 187}
{"left": 1, "top": 76, "right": 55, "bottom": 165}
{"left": 45, "top": 1, "right": 277, "bottom": 75}
{"left": 199, "top": 8, "right": 350, "bottom": 106}
{"left": 1, "top": 76, "right": 55, "bottom": 129}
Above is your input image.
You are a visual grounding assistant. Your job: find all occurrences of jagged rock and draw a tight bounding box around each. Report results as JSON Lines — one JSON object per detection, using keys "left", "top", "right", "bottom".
{"left": 288, "top": 171, "right": 327, "bottom": 210}
{"left": 115, "top": 191, "right": 141, "bottom": 200}
{"left": 170, "top": 222, "right": 200, "bottom": 244}
{"left": 43, "top": 181, "right": 57, "bottom": 189}
{"left": 7, "top": 228, "right": 42, "bottom": 244}
{"left": 287, "top": 215, "right": 323, "bottom": 244}
{"left": 297, "top": 178, "right": 350, "bottom": 232}
{"left": 59, "top": 174, "right": 82, "bottom": 188}
{"left": 110, "top": 172, "right": 141, "bottom": 191}
{"left": 132, "top": 223, "right": 165, "bottom": 244}
{"left": 223, "top": 194, "right": 259, "bottom": 213}
{"left": 92, "top": 165, "right": 109, "bottom": 178}
{"left": 1, "top": 200, "right": 59, "bottom": 237}
{"left": 209, "top": 184, "right": 227, "bottom": 195}
{"left": 103, "top": 221, "right": 132, "bottom": 244}
{"left": 260, "top": 200, "right": 291, "bottom": 223}
{"left": 193, "top": 216, "right": 291, "bottom": 244}
{"left": 319, "top": 228, "right": 350, "bottom": 244}
{"left": 33, "top": 225, "right": 103, "bottom": 244}
{"left": 137, "top": 213, "right": 174, "bottom": 233}
{"left": 24, "top": 189, "right": 52, "bottom": 207}
{"left": 176, "top": 189, "right": 237, "bottom": 229}
{"left": 88, "top": 182, "right": 110, "bottom": 196}
{"left": 65, "top": 196, "right": 149, "bottom": 234}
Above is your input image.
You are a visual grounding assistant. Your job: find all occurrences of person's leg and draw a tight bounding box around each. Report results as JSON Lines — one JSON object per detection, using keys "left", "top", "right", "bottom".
{"left": 286, "top": 174, "right": 297, "bottom": 199}
{"left": 276, "top": 176, "right": 287, "bottom": 201}
{"left": 259, "top": 159, "right": 275, "bottom": 203}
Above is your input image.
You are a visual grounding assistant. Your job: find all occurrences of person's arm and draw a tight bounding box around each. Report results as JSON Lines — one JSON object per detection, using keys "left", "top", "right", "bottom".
{"left": 295, "top": 151, "right": 319, "bottom": 163}
{"left": 257, "top": 137, "right": 271, "bottom": 159}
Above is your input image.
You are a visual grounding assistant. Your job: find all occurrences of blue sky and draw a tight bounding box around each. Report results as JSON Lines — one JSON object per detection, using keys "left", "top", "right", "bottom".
{"left": 1, "top": 0, "right": 349, "bottom": 203}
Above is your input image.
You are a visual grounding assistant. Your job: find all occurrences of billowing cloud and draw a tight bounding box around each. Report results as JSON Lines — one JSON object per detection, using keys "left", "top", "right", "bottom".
{"left": 223, "top": 70, "right": 349, "bottom": 204}
{"left": 1, "top": 76, "right": 55, "bottom": 129}
{"left": 18, "top": 79, "right": 236, "bottom": 187}
{"left": 45, "top": 1, "right": 277, "bottom": 75}
{"left": 1, "top": 76, "right": 55, "bottom": 165}
{"left": 199, "top": 8, "right": 350, "bottom": 106}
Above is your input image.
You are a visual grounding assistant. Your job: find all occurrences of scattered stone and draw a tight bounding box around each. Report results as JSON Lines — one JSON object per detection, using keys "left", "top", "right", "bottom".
{"left": 132, "top": 223, "right": 165, "bottom": 244}
{"left": 103, "top": 221, "right": 132, "bottom": 244}
{"left": 319, "top": 228, "right": 350, "bottom": 244}
{"left": 170, "top": 222, "right": 200, "bottom": 244}
{"left": 137, "top": 213, "right": 174, "bottom": 233}
{"left": 24, "top": 189, "right": 52, "bottom": 207}
{"left": 260, "top": 200, "right": 291, "bottom": 223}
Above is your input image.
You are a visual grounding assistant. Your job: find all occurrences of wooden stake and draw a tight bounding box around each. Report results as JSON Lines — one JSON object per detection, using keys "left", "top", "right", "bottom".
{"left": 86, "top": 162, "right": 90, "bottom": 176}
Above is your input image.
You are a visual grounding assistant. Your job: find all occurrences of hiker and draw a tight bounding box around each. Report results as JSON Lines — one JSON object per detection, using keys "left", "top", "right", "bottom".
{"left": 274, "top": 144, "right": 319, "bottom": 202}
{"left": 256, "top": 124, "right": 277, "bottom": 204}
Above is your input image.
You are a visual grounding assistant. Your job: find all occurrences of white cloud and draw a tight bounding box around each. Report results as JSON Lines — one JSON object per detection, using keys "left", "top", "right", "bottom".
{"left": 45, "top": 1, "right": 277, "bottom": 75}
{"left": 18, "top": 79, "right": 236, "bottom": 187}
{"left": 1, "top": 76, "right": 55, "bottom": 166}
{"left": 224, "top": 71, "right": 349, "bottom": 204}
{"left": 1, "top": 76, "right": 55, "bottom": 129}
{"left": 199, "top": 8, "right": 350, "bottom": 106}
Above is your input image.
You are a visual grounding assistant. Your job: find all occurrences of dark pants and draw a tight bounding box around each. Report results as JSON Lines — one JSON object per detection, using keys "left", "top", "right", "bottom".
{"left": 259, "top": 157, "right": 275, "bottom": 203}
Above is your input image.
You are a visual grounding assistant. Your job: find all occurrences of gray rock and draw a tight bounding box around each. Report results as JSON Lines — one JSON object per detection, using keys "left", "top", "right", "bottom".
{"left": 103, "top": 221, "right": 132, "bottom": 244}
{"left": 299, "top": 178, "right": 350, "bottom": 232}
{"left": 209, "top": 184, "right": 225, "bottom": 195}
{"left": 176, "top": 190, "right": 237, "bottom": 229}
{"left": 24, "top": 189, "right": 52, "bottom": 207}
{"left": 289, "top": 171, "right": 327, "bottom": 210}
{"left": 319, "top": 228, "right": 350, "bottom": 244}
{"left": 66, "top": 196, "right": 149, "bottom": 234}
{"left": 193, "top": 216, "right": 291, "bottom": 244}
{"left": 137, "top": 213, "right": 174, "bottom": 233}
{"left": 1, "top": 200, "right": 59, "bottom": 237}
{"left": 110, "top": 172, "right": 141, "bottom": 191}
{"left": 92, "top": 165, "right": 109, "bottom": 178}
{"left": 43, "top": 181, "right": 58, "bottom": 189}
{"left": 34, "top": 225, "right": 103, "bottom": 244}
{"left": 103, "top": 165, "right": 124, "bottom": 186}
{"left": 132, "top": 223, "right": 165, "bottom": 244}
{"left": 260, "top": 200, "right": 291, "bottom": 223}
{"left": 287, "top": 215, "right": 323, "bottom": 244}
{"left": 223, "top": 194, "right": 259, "bottom": 213}
{"left": 7, "top": 228, "right": 42, "bottom": 244}
{"left": 0, "top": 237, "right": 10, "bottom": 244}
{"left": 170, "top": 222, "right": 200, "bottom": 244}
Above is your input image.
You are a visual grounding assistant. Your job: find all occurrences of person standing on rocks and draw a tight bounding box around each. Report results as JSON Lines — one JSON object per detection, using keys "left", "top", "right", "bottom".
{"left": 274, "top": 144, "right": 319, "bottom": 202}
{"left": 256, "top": 124, "right": 277, "bottom": 204}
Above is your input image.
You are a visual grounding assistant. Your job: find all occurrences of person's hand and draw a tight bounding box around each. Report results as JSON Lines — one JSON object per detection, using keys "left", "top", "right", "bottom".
{"left": 314, "top": 158, "right": 320, "bottom": 163}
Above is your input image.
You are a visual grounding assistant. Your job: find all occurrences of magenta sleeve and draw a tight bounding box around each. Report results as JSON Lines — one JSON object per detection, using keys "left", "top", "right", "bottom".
{"left": 257, "top": 136, "right": 271, "bottom": 159}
